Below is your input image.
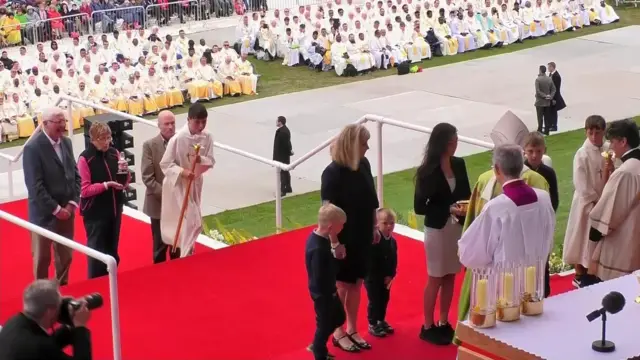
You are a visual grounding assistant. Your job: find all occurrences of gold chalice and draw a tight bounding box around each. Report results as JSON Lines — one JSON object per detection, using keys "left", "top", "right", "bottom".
{"left": 456, "top": 200, "right": 470, "bottom": 213}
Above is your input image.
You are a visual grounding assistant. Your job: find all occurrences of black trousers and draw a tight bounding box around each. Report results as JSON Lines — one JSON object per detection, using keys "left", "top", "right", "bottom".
{"left": 365, "top": 277, "right": 390, "bottom": 325}
{"left": 151, "top": 218, "right": 180, "bottom": 264}
{"left": 84, "top": 212, "right": 122, "bottom": 279}
{"left": 312, "top": 294, "right": 345, "bottom": 360}
{"left": 280, "top": 170, "right": 291, "bottom": 192}
{"left": 547, "top": 106, "right": 558, "bottom": 130}
{"left": 536, "top": 106, "right": 552, "bottom": 133}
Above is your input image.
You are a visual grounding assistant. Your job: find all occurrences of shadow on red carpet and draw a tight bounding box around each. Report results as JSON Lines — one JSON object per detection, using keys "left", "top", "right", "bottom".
{"left": 0, "top": 199, "right": 211, "bottom": 303}
{"left": 0, "top": 200, "right": 576, "bottom": 360}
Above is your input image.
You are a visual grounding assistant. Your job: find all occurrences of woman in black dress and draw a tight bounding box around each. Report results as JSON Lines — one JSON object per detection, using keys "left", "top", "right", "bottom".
{"left": 320, "top": 124, "right": 379, "bottom": 353}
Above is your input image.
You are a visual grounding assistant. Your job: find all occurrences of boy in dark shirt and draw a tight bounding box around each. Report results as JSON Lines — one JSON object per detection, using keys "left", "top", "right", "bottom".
{"left": 523, "top": 131, "right": 558, "bottom": 298}
{"left": 365, "top": 208, "right": 398, "bottom": 337}
{"left": 305, "top": 204, "right": 347, "bottom": 360}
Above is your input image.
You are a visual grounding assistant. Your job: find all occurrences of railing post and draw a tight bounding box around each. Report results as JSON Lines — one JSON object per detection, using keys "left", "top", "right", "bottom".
{"left": 376, "top": 121, "right": 383, "bottom": 207}
{"left": 107, "top": 260, "right": 122, "bottom": 360}
{"left": 67, "top": 100, "right": 73, "bottom": 138}
{"left": 7, "top": 162, "right": 13, "bottom": 200}
{"left": 275, "top": 168, "right": 283, "bottom": 233}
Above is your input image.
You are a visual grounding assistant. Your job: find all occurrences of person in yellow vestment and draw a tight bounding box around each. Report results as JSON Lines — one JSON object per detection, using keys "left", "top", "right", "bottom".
{"left": 6, "top": 92, "right": 34, "bottom": 138}
{"left": 218, "top": 56, "right": 242, "bottom": 97}
{"left": 434, "top": 17, "right": 458, "bottom": 56}
{"left": 143, "top": 67, "right": 168, "bottom": 111}
{"left": 453, "top": 111, "right": 552, "bottom": 345}
{"left": 1, "top": 12, "right": 22, "bottom": 46}
{"left": 122, "top": 75, "right": 145, "bottom": 116}
{"left": 68, "top": 81, "right": 95, "bottom": 129}
{"left": 29, "top": 89, "right": 46, "bottom": 125}
{"left": 159, "top": 65, "right": 184, "bottom": 107}
{"left": 235, "top": 54, "right": 258, "bottom": 95}
{"left": 0, "top": 96, "right": 18, "bottom": 142}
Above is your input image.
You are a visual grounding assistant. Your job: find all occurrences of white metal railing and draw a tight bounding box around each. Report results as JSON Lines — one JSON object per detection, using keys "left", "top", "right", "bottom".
{"left": 0, "top": 95, "right": 497, "bottom": 230}
{"left": 0, "top": 210, "right": 122, "bottom": 360}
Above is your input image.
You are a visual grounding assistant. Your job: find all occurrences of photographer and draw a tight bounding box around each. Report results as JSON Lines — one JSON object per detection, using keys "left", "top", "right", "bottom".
{"left": 0, "top": 280, "right": 92, "bottom": 360}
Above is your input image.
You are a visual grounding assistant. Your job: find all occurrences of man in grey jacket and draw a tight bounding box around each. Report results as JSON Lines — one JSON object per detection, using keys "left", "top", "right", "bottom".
{"left": 23, "top": 107, "right": 80, "bottom": 286}
{"left": 534, "top": 65, "right": 557, "bottom": 135}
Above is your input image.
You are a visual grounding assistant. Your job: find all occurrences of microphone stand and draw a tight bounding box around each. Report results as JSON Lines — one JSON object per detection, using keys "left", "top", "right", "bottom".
{"left": 592, "top": 311, "right": 615, "bottom": 353}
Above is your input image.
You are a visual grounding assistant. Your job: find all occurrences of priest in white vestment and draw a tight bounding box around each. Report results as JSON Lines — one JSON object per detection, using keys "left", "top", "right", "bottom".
{"left": 435, "top": 17, "right": 459, "bottom": 56}
{"left": 160, "top": 103, "right": 215, "bottom": 258}
{"left": 563, "top": 116, "right": 609, "bottom": 288}
{"left": 346, "top": 34, "right": 375, "bottom": 72}
{"left": 596, "top": 0, "right": 619, "bottom": 24}
{"left": 235, "top": 54, "right": 259, "bottom": 95}
{"left": 589, "top": 119, "right": 640, "bottom": 281}
{"left": 465, "top": 9, "right": 490, "bottom": 48}
{"left": 458, "top": 143, "right": 555, "bottom": 277}
{"left": 236, "top": 15, "right": 258, "bottom": 55}
{"left": 451, "top": 13, "right": 477, "bottom": 52}
{"left": 369, "top": 30, "right": 390, "bottom": 69}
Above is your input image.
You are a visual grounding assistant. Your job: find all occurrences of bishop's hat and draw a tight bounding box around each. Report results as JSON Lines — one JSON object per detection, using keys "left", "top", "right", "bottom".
{"left": 489, "top": 110, "right": 529, "bottom": 148}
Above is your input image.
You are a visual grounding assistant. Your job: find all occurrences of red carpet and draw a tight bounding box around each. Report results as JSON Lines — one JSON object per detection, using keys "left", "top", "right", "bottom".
{"left": 0, "top": 199, "right": 211, "bottom": 303}
{"left": 0, "top": 208, "right": 576, "bottom": 360}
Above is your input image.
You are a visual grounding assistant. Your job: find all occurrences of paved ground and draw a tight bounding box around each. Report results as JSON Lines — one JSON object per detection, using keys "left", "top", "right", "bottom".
{"left": 2, "top": 26, "right": 639, "bottom": 216}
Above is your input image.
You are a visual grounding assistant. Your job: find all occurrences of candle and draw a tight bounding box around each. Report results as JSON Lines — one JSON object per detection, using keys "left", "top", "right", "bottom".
{"left": 503, "top": 273, "right": 514, "bottom": 303}
{"left": 525, "top": 266, "right": 536, "bottom": 295}
{"left": 476, "top": 279, "right": 488, "bottom": 310}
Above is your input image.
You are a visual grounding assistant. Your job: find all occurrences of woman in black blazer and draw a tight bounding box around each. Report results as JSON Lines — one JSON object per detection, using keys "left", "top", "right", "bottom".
{"left": 414, "top": 123, "right": 471, "bottom": 345}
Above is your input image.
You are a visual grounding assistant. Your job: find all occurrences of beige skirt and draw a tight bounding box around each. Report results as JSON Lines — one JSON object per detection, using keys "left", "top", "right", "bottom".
{"left": 424, "top": 220, "right": 462, "bottom": 278}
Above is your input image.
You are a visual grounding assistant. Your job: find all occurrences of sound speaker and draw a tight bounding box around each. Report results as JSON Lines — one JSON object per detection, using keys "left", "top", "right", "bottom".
{"left": 83, "top": 113, "right": 133, "bottom": 134}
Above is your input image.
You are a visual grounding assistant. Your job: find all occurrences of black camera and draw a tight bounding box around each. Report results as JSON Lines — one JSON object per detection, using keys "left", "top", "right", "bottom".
{"left": 58, "top": 293, "right": 103, "bottom": 326}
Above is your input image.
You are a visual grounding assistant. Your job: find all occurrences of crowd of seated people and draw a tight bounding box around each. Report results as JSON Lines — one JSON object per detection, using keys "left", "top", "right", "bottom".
{"left": 0, "top": 27, "right": 259, "bottom": 142}
{"left": 0, "top": 0, "right": 248, "bottom": 48}
{"left": 234, "top": 0, "right": 619, "bottom": 76}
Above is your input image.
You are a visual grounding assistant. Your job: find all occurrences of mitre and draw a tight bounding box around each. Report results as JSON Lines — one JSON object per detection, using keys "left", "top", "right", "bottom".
{"left": 490, "top": 110, "right": 529, "bottom": 148}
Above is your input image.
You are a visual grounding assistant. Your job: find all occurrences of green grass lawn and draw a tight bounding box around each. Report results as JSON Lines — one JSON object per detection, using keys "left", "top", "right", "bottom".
{"left": 205, "top": 117, "right": 640, "bottom": 257}
{"left": 0, "top": 7, "right": 637, "bottom": 151}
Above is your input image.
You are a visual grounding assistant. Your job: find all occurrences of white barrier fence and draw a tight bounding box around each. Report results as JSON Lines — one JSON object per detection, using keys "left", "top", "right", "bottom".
{"left": 0, "top": 210, "right": 122, "bottom": 360}
{"left": 1, "top": 95, "right": 497, "bottom": 232}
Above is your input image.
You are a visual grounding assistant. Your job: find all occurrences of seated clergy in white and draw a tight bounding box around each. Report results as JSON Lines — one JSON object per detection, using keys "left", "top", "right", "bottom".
{"left": 458, "top": 144, "right": 555, "bottom": 272}
{"left": 596, "top": 0, "right": 619, "bottom": 24}
{"left": 589, "top": 119, "right": 640, "bottom": 281}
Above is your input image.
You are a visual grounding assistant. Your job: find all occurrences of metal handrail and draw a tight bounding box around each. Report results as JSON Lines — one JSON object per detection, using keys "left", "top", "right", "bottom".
{"left": 0, "top": 95, "right": 500, "bottom": 230}
{"left": 0, "top": 210, "right": 122, "bottom": 360}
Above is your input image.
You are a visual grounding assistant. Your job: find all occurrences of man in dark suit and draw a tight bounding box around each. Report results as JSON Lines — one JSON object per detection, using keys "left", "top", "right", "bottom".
{"left": 547, "top": 62, "right": 566, "bottom": 132}
{"left": 534, "top": 65, "right": 556, "bottom": 136}
{"left": 0, "top": 280, "right": 92, "bottom": 360}
{"left": 273, "top": 115, "right": 293, "bottom": 195}
{"left": 23, "top": 107, "right": 80, "bottom": 286}
{"left": 141, "top": 110, "right": 178, "bottom": 263}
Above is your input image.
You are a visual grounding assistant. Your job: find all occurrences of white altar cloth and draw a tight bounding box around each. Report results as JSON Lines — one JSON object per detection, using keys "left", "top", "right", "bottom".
{"left": 462, "top": 274, "right": 640, "bottom": 360}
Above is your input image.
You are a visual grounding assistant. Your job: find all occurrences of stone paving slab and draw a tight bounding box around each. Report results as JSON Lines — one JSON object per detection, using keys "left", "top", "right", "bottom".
{"left": 1, "top": 26, "right": 639, "bottom": 215}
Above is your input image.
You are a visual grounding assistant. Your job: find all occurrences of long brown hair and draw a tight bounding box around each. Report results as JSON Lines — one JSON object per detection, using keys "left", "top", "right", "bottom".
{"left": 331, "top": 124, "right": 370, "bottom": 171}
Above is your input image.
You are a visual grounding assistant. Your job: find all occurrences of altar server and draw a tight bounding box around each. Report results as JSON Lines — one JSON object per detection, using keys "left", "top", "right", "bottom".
{"left": 589, "top": 119, "right": 640, "bottom": 281}
{"left": 160, "top": 103, "right": 215, "bottom": 258}
{"left": 562, "top": 115, "right": 608, "bottom": 288}
{"left": 453, "top": 111, "right": 551, "bottom": 344}
{"left": 458, "top": 143, "right": 555, "bottom": 290}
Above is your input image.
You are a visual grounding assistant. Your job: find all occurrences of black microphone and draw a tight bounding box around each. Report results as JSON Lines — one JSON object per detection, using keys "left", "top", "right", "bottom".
{"left": 602, "top": 291, "right": 625, "bottom": 314}
{"left": 586, "top": 291, "right": 626, "bottom": 322}
{"left": 587, "top": 291, "right": 626, "bottom": 353}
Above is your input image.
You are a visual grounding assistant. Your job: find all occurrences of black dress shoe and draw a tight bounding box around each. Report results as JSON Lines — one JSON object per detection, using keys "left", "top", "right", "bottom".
{"left": 437, "top": 323, "right": 455, "bottom": 344}
{"left": 419, "top": 325, "right": 450, "bottom": 345}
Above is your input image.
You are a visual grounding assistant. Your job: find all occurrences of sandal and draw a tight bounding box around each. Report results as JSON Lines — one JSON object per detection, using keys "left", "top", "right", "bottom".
{"left": 347, "top": 332, "right": 372, "bottom": 350}
{"left": 332, "top": 335, "right": 360, "bottom": 353}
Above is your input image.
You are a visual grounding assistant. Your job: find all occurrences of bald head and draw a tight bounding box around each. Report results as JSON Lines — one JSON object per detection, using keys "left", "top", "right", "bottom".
{"left": 158, "top": 110, "right": 176, "bottom": 140}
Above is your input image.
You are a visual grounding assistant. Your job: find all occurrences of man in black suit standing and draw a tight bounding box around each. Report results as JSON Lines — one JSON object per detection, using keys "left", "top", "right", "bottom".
{"left": 23, "top": 107, "right": 80, "bottom": 285}
{"left": 0, "top": 279, "right": 92, "bottom": 360}
{"left": 273, "top": 115, "right": 293, "bottom": 195}
{"left": 547, "top": 62, "right": 566, "bottom": 132}
{"left": 534, "top": 65, "right": 556, "bottom": 136}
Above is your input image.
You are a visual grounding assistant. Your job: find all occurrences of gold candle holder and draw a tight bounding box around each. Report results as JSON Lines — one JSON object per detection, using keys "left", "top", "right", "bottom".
{"left": 521, "top": 292, "right": 544, "bottom": 316}
{"left": 470, "top": 306, "right": 497, "bottom": 328}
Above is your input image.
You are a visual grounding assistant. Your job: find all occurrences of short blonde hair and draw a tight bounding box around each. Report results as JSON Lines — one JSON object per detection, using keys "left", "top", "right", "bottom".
{"left": 376, "top": 208, "right": 397, "bottom": 222}
{"left": 318, "top": 203, "right": 347, "bottom": 227}
{"left": 331, "top": 124, "right": 370, "bottom": 171}
{"left": 89, "top": 122, "right": 112, "bottom": 141}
